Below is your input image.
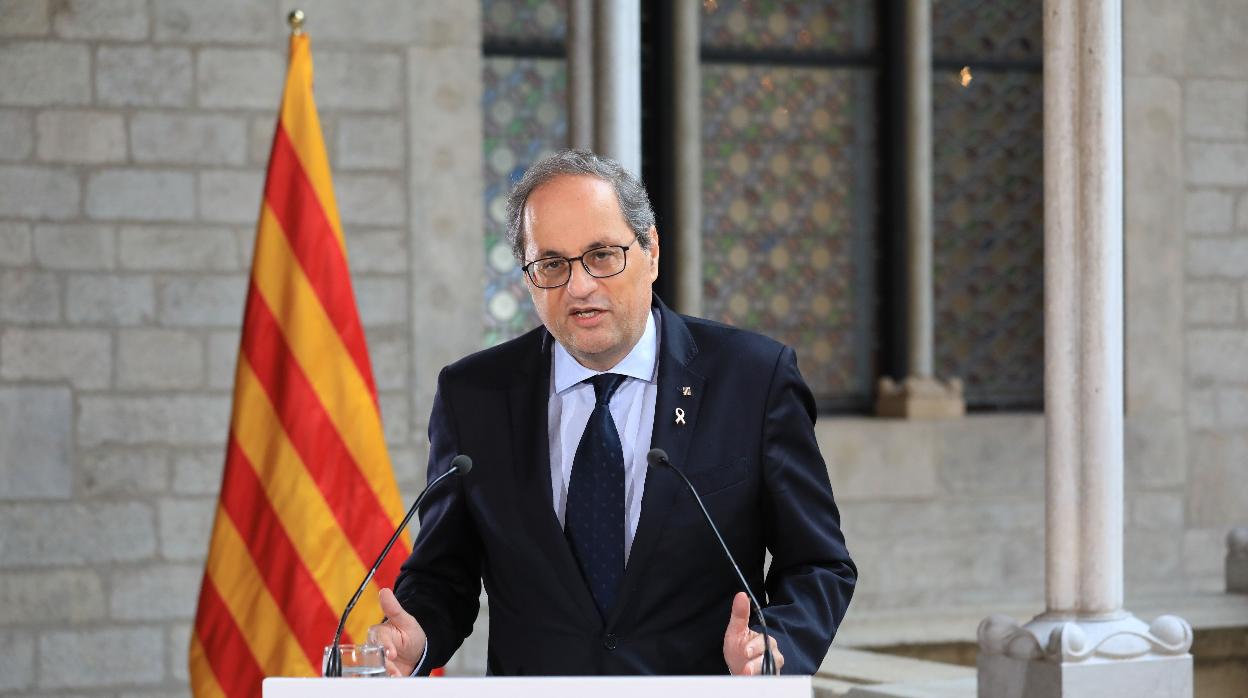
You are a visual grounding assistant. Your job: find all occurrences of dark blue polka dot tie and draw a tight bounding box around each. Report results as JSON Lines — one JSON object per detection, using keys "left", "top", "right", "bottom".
{"left": 565, "top": 372, "right": 626, "bottom": 618}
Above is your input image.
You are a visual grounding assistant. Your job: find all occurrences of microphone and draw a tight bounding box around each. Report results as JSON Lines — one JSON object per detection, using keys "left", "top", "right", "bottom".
{"left": 325, "top": 454, "right": 473, "bottom": 677}
{"left": 646, "top": 448, "right": 777, "bottom": 676}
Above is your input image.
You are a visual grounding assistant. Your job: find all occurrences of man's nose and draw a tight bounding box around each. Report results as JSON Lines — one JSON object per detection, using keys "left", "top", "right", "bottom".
{"left": 565, "top": 261, "right": 598, "bottom": 297}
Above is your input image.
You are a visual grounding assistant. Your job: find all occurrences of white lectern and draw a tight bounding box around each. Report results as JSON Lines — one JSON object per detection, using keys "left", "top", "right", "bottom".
{"left": 264, "top": 676, "right": 812, "bottom": 697}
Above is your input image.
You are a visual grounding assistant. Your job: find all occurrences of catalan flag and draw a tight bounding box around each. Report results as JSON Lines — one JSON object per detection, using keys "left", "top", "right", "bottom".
{"left": 189, "top": 28, "right": 410, "bottom": 697}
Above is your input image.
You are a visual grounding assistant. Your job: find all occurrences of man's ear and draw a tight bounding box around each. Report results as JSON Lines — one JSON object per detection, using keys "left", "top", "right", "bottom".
{"left": 647, "top": 226, "right": 660, "bottom": 278}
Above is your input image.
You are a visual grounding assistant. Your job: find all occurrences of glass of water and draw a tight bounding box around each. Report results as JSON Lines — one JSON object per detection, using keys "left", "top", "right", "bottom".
{"left": 322, "top": 643, "right": 386, "bottom": 677}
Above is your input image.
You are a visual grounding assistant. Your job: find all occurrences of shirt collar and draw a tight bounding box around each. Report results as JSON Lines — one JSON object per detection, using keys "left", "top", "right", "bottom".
{"left": 553, "top": 309, "right": 658, "bottom": 395}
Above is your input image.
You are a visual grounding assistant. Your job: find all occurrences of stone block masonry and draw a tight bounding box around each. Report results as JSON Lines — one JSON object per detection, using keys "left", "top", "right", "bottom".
{"left": 52, "top": 0, "right": 149, "bottom": 41}
{"left": 86, "top": 169, "right": 196, "bottom": 221}
{"left": 130, "top": 113, "right": 248, "bottom": 166}
{"left": 0, "top": 41, "right": 89, "bottom": 106}
{"left": 0, "top": 109, "right": 33, "bottom": 160}
{"left": 1178, "top": 0, "right": 1248, "bottom": 600}
{"left": 0, "top": 166, "right": 79, "bottom": 220}
{"left": 96, "top": 46, "right": 193, "bottom": 107}
{"left": 33, "top": 223, "right": 116, "bottom": 270}
{"left": 0, "top": 1, "right": 470, "bottom": 693}
{"left": 36, "top": 110, "right": 127, "bottom": 163}
{"left": 38, "top": 627, "right": 166, "bottom": 689}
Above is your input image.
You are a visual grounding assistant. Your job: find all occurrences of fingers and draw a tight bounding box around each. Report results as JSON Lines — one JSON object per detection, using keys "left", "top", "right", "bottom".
{"left": 369, "top": 621, "right": 398, "bottom": 658}
{"left": 723, "top": 593, "right": 782, "bottom": 676}
{"left": 741, "top": 636, "right": 784, "bottom": 676}
{"left": 371, "top": 624, "right": 406, "bottom": 677}
{"left": 743, "top": 633, "right": 764, "bottom": 660}
{"left": 725, "top": 592, "right": 751, "bottom": 637}
{"left": 376, "top": 634, "right": 416, "bottom": 677}
{"left": 378, "top": 588, "right": 416, "bottom": 631}
{"left": 743, "top": 655, "right": 761, "bottom": 676}
{"left": 743, "top": 634, "right": 775, "bottom": 660}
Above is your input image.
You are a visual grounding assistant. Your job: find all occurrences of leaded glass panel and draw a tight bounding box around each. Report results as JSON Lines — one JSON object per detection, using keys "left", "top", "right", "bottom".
{"left": 932, "top": 0, "right": 1042, "bottom": 61}
{"left": 482, "top": 57, "right": 568, "bottom": 346}
{"left": 701, "top": 0, "right": 876, "bottom": 53}
{"left": 931, "top": 69, "right": 1043, "bottom": 407}
{"left": 702, "top": 64, "right": 876, "bottom": 404}
{"left": 482, "top": 0, "right": 567, "bottom": 43}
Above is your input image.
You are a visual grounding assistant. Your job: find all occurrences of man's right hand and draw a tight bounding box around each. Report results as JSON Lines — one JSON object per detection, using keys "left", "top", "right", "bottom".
{"left": 369, "top": 588, "right": 427, "bottom": 677}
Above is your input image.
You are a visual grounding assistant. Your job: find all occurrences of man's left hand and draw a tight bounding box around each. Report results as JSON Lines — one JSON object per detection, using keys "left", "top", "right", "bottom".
{"left": 722, "top": 591, "right": 784, "bottom": 675}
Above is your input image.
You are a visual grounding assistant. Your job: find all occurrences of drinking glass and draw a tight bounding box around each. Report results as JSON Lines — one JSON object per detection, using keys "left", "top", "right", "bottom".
{"left": 322, "top": 643, "right": 386, "bottom": 678}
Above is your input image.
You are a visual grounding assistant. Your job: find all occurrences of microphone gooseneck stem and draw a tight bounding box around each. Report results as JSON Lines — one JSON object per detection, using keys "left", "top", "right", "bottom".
{"left": 656, "top": 452, "right": 777, "bottom": 676}
{"left": 325, "top": 461, "right": 466, "bottom": 677}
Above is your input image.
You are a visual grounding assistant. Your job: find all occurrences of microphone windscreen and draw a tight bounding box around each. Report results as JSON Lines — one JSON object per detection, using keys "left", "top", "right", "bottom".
{"left": 645, "top": 448, "right": 669, "bottom": 469}
{"left": 451, "top": 454, "right": 473, "bottom": 475}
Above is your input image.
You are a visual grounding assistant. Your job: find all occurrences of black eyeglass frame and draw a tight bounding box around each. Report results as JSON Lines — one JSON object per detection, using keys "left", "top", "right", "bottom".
{"left": 521, "top": 242, "right": 635, "bottom": 289}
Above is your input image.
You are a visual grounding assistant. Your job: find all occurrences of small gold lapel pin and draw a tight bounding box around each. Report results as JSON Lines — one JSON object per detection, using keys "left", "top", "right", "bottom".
{"left": 681, "top": 386, "right": 692, "bottom": 396}
{"left": 675, "top": 408, "right": 687, "bottom": 425}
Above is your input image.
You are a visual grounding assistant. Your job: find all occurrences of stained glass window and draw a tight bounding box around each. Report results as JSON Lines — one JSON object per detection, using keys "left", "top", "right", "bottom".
{"left": 932, "top": 0, "right": 1044, "bottom": 408}
{"left": 482, "top": 0, "right": 566, "bottom": 44}
{"left": 700, "top": 1, "right": 878, "bottom": 407}
{"left": 481, "top": 0, "right": 569, "bottom": 346}
{"left": 932, "top": 0, "right": 1042, "bottom": 62}
{"left": 701, "top": 0, "right": 875, "bottom": 53}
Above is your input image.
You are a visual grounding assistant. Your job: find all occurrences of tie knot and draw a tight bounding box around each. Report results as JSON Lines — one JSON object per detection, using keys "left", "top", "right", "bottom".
{"left": 587, "top": 373, "right": 625, "bottom": 406}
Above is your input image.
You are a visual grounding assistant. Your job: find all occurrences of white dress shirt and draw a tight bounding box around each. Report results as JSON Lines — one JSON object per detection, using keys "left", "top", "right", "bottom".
{"left": 548, "top": 309, "right": 659, "bottom": 563}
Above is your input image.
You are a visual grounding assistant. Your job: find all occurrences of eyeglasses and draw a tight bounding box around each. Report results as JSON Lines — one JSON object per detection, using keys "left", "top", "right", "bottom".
{"left": 521, "top": 243, "right": 633, "bottom": 289}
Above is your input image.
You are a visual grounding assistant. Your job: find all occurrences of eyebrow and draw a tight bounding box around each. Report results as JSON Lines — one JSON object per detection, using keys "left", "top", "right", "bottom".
{"left": 533, "top": 239, "right": 626, "bottom": 259}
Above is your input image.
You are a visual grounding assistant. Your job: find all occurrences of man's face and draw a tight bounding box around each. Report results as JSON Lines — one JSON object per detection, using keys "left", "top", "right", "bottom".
{"left": 521, "top": 174, "right": 659, "bottom": 371}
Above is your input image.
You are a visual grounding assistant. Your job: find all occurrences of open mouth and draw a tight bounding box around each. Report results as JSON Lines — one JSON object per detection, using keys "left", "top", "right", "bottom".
{"left": 569, "top": 307, "right": 608, "bottom": 325}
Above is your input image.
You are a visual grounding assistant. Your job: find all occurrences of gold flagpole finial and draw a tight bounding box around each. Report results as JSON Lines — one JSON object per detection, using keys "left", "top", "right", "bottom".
{"left": 287, "top": 9, "right": 305, "bottom": 35}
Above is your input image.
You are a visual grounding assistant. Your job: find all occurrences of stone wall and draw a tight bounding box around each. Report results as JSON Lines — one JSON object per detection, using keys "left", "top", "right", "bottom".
{"left": 1120, "top": 0, "right": 1196, "bottom": 598}
{"left": 0, "top": 0, "right": 482, "bottom": 693}
{"left": 1177, "top": 0, "right": 1248, "bottom": 591}
{"left": 818, "top": 416, "right": 1046, "bottom": 611}
{"left": 1117, "top": 0, "right": 1248, "bottom": 598}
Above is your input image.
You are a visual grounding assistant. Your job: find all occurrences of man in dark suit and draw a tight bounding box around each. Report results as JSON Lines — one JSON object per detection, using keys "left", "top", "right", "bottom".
{"left": 370, "top": 150, "right": 855, "bottom": 676}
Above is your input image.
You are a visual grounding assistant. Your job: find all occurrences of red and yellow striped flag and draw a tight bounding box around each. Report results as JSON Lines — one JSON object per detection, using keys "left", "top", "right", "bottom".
{"left": 190, "top": 29, "right": 410, "bottom": 697}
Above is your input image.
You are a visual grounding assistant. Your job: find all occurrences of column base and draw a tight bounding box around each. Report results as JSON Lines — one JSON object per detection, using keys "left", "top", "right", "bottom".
{"left": 875, "top": 375, "right": 965, "bottom": 419}
{"left": 976, "top": 612, "right": 1193, "bottom": 698}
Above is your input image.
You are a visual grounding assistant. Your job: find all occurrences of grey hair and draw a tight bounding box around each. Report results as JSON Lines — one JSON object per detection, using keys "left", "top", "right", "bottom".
{"left": 505, "top": 149, "right": 655, "bottom": 262}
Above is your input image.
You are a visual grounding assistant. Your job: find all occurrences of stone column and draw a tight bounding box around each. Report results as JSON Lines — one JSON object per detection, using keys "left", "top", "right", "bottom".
{"left": 567, "top": 0, "right": 593, "bottom": 150}
{"left": 904, "top": 0, "right": 933, "bottom": 381}
{"left": 592, "top": 0, "right": 641, "bottom": 177}
{"left": 875, "top": 0, "right": 964, "bottom": 419}
{"left": 670, "top": 0, "right": 702, "bottom": 316}
{"left": 976, "top": 1, "right": 1193, "bottom": 694}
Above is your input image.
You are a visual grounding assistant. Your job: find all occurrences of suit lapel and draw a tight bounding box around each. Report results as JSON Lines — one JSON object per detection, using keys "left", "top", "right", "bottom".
{"left": 607, "top": 300, "right": 704, "bottom": 627}
{"left": 508, "top": 330, "right": 600, "bottom": 622}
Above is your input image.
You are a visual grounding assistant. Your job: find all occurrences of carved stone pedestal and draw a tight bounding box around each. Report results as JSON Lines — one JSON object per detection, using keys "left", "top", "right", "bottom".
{"left": 874, "top": 376, "right": 965, "bottom": 419}
{"left": 977, "top": 613, "right": 1193, "bottom": 698}
{"left": 1228, "top": 527, "right": 1248, "bottom": 593}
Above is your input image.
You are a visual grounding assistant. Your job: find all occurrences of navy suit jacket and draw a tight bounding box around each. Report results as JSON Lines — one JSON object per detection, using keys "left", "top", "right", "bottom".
{"left": 394, "top": 297, "right": 856, "bottom": 675}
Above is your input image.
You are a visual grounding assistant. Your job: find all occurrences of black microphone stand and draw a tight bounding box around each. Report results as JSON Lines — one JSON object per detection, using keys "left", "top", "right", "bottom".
{"left": 646, "top": 449, "right": 777, "bottom": 676}
{"left": 324, "top": 455, "right": 472, "bottom": 677}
